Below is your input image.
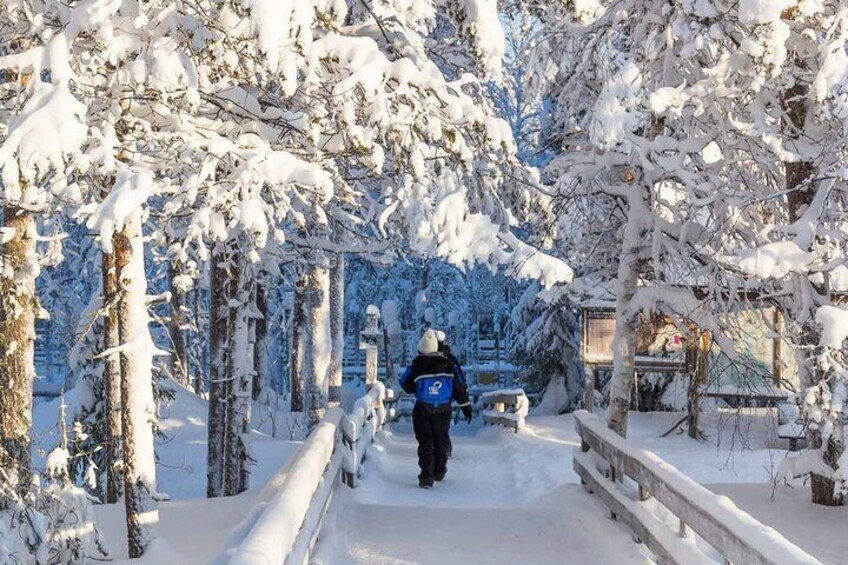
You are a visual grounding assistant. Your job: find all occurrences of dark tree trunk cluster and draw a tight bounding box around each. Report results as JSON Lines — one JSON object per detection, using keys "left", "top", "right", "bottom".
{"left": 206, "top": 239, "right": 262, "bottom": 497}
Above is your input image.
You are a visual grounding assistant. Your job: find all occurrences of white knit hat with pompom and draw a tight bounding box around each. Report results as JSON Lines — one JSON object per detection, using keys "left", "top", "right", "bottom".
{"left": 417, "top": 329, "right": 439, "bottom": 354}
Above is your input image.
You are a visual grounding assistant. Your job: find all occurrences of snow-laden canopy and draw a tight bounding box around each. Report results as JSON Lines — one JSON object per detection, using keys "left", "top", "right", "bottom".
{"left": 0, "top": 0, "right": 566, "bottom": 288}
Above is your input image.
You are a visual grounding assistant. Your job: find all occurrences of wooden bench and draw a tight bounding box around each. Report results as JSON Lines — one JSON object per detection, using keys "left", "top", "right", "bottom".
{"left": 481, "top": 389, "right": 528, "bottom": 432}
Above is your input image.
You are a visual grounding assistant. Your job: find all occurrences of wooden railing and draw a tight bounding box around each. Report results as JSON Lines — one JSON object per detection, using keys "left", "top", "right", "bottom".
{"left": 481, "top": 389, "right": 528, "bottom": 432}
{"left": 215, "top": 383, "right": 388, "bottom": 565}
{"left": 573, "top": 411, "right": 820, "bottom": 565}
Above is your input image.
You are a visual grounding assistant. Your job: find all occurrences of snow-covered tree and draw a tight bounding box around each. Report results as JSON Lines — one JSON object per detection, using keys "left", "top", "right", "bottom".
{"left": 511, "top": 283, "right": 583, "bottom": 413}
{"left": 525, "top": 0, "right": 848, "bottom": 505}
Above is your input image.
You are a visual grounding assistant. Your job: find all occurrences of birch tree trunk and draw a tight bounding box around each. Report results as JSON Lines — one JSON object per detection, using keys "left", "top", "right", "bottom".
{"left": 328, "top": 254, "right": 345, "bottom": 406}
{"left": 289, "top": 271, "right": 307, "bottom": 412}
{"left": 0, "top": 205, "right": 36, "bottom": 500}
{"left": 113, "top": 214, "right": 159, "bottom": 558}
{"left": 606, "top": 218, "right": 643, "bottom": 438}
{"left": 224, "top": 253, "right": 254, "bottom": 496}
{"left": 606, "top": 117, "right": 661, "bottom": 439}
{"left": 305, "top": 260, "right": 331, "bottom": 431}
{"left": 206, "top": 245, "right": 232, "bottom": 498}
{"left": 168, "top": 259, "right": 188, "bottom": 387}
{"left": 102, "top": 243, "right": 123, "bottom": 504}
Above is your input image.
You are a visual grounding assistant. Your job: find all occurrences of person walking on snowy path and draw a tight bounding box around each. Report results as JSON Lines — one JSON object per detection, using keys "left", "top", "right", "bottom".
{"left": 401, "top": 329, "right": 472, "bottom": 488}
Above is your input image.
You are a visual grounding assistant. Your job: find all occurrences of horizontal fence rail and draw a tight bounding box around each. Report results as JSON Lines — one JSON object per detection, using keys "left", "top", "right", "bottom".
{"left": 481, "top": 389, "right": 528, "bottom": 432}
{"left": 573, "top": 411, "right": 821, "bottom": 565}
{"left": 214, "top": 382, "right": 388, "bottom": 565}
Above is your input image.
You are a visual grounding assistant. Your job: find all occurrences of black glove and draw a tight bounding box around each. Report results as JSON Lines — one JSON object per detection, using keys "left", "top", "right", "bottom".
{"left": 461, "top": 405, "right": 473, "bottom": 423}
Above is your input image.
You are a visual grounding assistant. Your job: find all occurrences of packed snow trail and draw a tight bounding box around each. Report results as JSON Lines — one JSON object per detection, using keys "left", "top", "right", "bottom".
{"left": 313, "top": 418, "right": 652, "bottom": 564}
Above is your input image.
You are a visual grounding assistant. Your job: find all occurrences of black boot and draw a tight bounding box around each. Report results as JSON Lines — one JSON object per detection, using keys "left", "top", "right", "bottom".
{"left": 419, "top": 477, "right": 434, "bottom": 489}
{"left": 434, "top": 471, "right": 446, "bottom": 482}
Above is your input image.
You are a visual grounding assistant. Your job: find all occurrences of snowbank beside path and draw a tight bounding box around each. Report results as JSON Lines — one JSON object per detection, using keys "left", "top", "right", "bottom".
{"left": 31, "top": 382, "right": 302, "bottom": 562}
{"left": 31, "top": 381, "right": 302, "bottom": 499}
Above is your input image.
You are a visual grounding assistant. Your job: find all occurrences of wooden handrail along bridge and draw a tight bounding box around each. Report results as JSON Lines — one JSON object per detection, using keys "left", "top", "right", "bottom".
{"left": 574, "top": 411, "right": 820, "bottom": 565}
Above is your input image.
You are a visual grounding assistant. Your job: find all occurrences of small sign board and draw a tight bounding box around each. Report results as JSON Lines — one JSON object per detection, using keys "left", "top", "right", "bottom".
{"left": 583, "top": 309, "right": 616, "bottom": 363}
{"left": 581, "top": 307, "right": 685, "bottom": 368}
{"left": 359, "top": 330, "right": 384, "bottom": 350}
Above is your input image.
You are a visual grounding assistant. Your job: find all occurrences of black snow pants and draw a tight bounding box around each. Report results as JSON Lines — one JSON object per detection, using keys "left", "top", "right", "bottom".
{"left": 412, "top": 402, "right": 453, "bottom": 481}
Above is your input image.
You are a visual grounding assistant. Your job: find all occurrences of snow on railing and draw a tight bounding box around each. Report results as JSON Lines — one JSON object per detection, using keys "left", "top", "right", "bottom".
{"left": 341, "top": 381, "right": 387, "bottom": 487}
{"left": 481, "top": 389, "right": 528, "bottom": 432}
{"left": 382, "top": 387, "right": 398, "bottom": 421}
{"left": 218, "top": 408, "right": 344, "bottom": 565}
{"left": 573, "top": 411, "right": 821, "bottom": 565}
{"left": 214, "top": 382, "right": 389, "bottom": 565}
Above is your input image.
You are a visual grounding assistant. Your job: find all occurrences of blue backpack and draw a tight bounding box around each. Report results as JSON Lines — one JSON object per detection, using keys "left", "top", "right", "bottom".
{"left": 413, "top": 373, "right": 454, "bottom": 406}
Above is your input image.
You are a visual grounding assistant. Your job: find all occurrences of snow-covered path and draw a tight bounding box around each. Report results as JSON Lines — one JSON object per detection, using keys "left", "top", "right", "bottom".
{"left": 314, "top": 419, "right": 652, "bottom": 564}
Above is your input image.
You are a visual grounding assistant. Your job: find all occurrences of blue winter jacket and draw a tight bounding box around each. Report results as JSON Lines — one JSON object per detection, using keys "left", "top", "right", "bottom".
{"left": 400, "top": 352, "right": 470, "bottom": 407}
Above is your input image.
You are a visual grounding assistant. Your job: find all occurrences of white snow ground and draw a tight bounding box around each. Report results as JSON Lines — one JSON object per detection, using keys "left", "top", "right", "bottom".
{"left": 312, "top": 419, "right": 653, "bottom": 565}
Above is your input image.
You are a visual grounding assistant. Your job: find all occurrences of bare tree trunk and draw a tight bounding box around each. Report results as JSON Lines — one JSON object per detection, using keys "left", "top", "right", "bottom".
{"left": 289, "top": 271, "right": 307, "bottom": 412}
{"left": 687, "top": 330, "right": 710, "bottom": 439}
{"left": 114, "top": 215, "right": 159, "bottom": 558}
{"left": 328, "top": 254, "right": 345, "bottom": 407}
{"left": 168, "top": 259, "right": 188, "bottom": 387}
{"left": 305, "top": 260, "right": 331, "bottom": 431}
{"left": 606, "top": 220, "right": 643, "bottom": 438}
{"left": 772, "top": 309, "right": 785, "bottom": 387}
{"left": 384, "top": 326, "right": 398, "bottom": 389}
{"left": 103, "top": 245, "right": 123, "bottom": 504}
{"left": 253, "top": 283, "right": 268, "bottom": 402}
{"left": 0, "top": 206, "right": 36, "bottom": 500}
{"left": 193, "top": 284, "right": 203, "bottom": 394}
{"left": 206, "top": 245, "right": 231, "bottom": 498}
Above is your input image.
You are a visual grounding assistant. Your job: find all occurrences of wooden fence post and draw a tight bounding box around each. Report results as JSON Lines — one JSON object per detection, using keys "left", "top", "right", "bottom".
{"left": 341, "top": 414, "right": 355, "bottom": 487}
{"left": 678, "top": 519, "right": 689, "bottom": 539}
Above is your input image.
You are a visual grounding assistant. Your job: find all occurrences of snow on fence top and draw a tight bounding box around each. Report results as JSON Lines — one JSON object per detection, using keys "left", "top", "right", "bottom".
{"left": 214, "top": 383, "right": 389, "bottom": 565}
{"left": 574, "top": 411, "right": 820, "bottom": 565}
{"left": 224, "top": 408, "right": 344, "bottom": 565}
{"left": 342, "top": 381, "right": 385, "bottom": 441}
